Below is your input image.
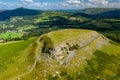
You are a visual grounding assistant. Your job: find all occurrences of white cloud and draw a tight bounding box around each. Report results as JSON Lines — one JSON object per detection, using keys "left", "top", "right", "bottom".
{"left": 20, "top": 0, "right": 53, "bottom": 8}
{"left": 30, "top": 3, "right": 51, "bottom": 7}
{"left": 20, "top": 0, "right": 33, "bottom": 3}
{"left": 58, "top": 0, "right": 81, "bottom": 8}
{"left": 19, "top": 0, "right": 53, "bottom": 9}
{"left": 65, "top": 0, "right": 81, "bottom": 4}
{"left": 0, "top": 2, "right": 20, "bottom": 9}
{"left": 107, "top": 2, "right": 120, "bottom": 8}
{"left": 0, "top": 2, "right": 7, "bottom": 5}
{"left": 89, "top": 0, "right": 108, "bottom": 5}
{"left": 0, "top": 0, "right": 120, "bottom": 10}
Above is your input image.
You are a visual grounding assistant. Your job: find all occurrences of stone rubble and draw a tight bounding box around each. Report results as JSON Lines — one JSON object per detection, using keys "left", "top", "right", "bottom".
{"left": 51, "top": 31, "right": 109, "bottom": 64}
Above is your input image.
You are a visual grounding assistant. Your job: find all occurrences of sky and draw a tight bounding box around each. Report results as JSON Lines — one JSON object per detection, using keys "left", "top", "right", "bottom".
{"left": 0, "top": 0, "right": 120, "bottom": 10}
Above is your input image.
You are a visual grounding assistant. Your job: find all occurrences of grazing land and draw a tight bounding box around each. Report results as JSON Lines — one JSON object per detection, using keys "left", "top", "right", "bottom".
{"left": 0, "top": 8, "right": 120, "bottom": 80}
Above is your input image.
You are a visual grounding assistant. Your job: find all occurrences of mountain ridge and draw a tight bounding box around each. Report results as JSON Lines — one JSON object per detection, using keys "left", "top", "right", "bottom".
{"left": 0, "top": 7, "right": 120, "bottom": 21}
{"left": 0, "top": 7, "right": 42, "bottom": 21}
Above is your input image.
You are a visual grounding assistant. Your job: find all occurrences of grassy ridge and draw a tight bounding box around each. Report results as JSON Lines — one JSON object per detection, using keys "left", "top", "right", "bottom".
{"left": 0, "top": 38, "right": 36, "bottom": 59}
{"left": 0, "top": 29, "right": 120, "bottom": 80}
{"left": 20, "top": 30, "right": 120, "bottom": 80}
{"left": 48, "top": 29, "right": 91, "bottom": 46}
{"left": 0, "top": 38, "right": 37, "bottom": 76}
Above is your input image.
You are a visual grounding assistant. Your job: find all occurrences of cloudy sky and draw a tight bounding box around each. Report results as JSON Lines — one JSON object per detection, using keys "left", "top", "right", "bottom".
{"left": 0, "top": 0, "right": 120, "bottom": 10}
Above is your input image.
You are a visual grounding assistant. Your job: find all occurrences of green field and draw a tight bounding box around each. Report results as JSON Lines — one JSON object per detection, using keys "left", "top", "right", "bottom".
{"left": 48, "top": 29, "right": 91, "bottom": 46}
{"left": 17, "top": 25, "right": 38, "bottom": 30}
{"left": 0, "top": 32, "right": 23, "bottom": 40}
{"left": 0, "top": 37, "right": 37, "bottom": 79}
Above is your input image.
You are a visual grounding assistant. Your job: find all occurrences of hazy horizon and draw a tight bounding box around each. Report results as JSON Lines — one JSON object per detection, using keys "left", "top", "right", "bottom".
{"left": 0, "top": 0, "right": 120, "bottom": 10}
{"left": 0, "top": 7, "right": 120, "bottom": 11}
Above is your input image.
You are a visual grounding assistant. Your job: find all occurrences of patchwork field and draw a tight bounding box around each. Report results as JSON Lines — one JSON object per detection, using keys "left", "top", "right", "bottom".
{"left": 0, "top": 32, "right": 23, "bottom": 40}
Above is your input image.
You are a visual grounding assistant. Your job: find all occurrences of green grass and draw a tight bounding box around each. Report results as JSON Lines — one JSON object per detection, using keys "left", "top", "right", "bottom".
{"left": 0, "top": 37, "right": 39, "bottom": 80}
{"left": 0, "top": 32, "right": 23, "bottom": 39}
{"left": 17, "top": 25, "right": 38, "bottom": 30}
{"left": 100, "top": 43, "right": 120, "bottom": 56}
{"left": 0, "top": 37, "right": 37, "bottom": 74}
{"left": 20, "top": 30, "right": 120, "bottom": 80}
{"left": 77, "top": 50, "right": 120, "bottom": 80}
{"left": 48, "top": 29, "right": 91, "bottom": 46}
{"left": 0, "top": 37, "right": 37, "bottom": 58}
{"left": 34, "top": 11, "right": 76, "bottom": 24}
{"left": 0, "top": 29, "right": 120, "bottom": 80}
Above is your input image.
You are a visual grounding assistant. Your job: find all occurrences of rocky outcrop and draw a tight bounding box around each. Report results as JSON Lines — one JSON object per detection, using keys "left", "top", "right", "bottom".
{"left": 39, "top": 31, "right": 109, "bottom": 64}
{"left": 53, "top": 31, "right": 100, "bottom": 54}
{"left": 39, "top": 35, "right": 54, "bottom": 57}
{"left": 52, "top": 31, "right": 109, "bottom": 64}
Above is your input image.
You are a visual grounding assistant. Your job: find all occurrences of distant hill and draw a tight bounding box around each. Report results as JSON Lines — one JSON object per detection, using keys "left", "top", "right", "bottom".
{"left": 0, "top": 10, "right": 4, "bottom": 12}
{"left": 0, "top": 7, "right": 120, "bottom": 21}
{"left": 90, "top": 10, "right": 120, "bottom": 19}
{"left": 75, "top": 8, "right": 120, "bottom": 19}
{"left": 55, "top": 9, "right": 79, "bottom": 13}
{"left": 80, "top": 8, "right": 120, "bottom": 14}
{"left": 0, "top": 7, "right": 42, "bottom": 21}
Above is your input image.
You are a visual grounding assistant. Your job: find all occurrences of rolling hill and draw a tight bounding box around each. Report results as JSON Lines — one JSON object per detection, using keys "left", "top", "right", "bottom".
{"left": 0, "top": 7, "right": 119, "bottom": 79}
{"left": 80, "top": 8, "right": 120, "bottom": 14}
{"left": 0, "top": 7, "right": 120, "bottom": 21}
{"left": 75, "top": 8, "right": 120, "bottom": 19}
{"left": 0, "top": 7, "right": 42, "bottom": 21}
{"left": 0, "top": 7, "right": 120, "bottom": 44}
{"left": 0, "top": 29, "right": 119, "bottom": 80}
{"left": 0, "top": 10, "right": 4, "bottom": 12}
{"left": 91, "top": 10, "right": 120, "bottom": 19}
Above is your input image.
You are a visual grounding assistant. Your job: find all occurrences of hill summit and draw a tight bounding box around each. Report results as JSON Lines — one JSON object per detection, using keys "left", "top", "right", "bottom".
{"left": 0, "top": 7, "right": 41, "bottom": 21}
{"left": 0, "top": 29, "right": 120, "bottom": 80}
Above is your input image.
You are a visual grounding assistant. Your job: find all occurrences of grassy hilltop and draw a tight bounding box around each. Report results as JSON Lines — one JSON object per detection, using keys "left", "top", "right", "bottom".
{"left": 0, "top": 29, "right": 120, "bottom": 80}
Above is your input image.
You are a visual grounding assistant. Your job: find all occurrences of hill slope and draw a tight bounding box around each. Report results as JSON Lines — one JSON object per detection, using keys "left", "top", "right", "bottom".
{"left": 76, "top": 8, "right": 120, "bottom": 19}
{"left": 0, "top": 29, "right": 120, "bottom": 80}
{"left": 81, "top": 8, "right": 120, "bottom": 14}
{"left": 0, "top": 7, "right": 41, "bottom": 21}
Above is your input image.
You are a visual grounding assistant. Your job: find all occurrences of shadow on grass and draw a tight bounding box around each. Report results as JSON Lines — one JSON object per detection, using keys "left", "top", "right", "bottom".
{"left": 77, "top": 50, "right": 120, "bottom": 80}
